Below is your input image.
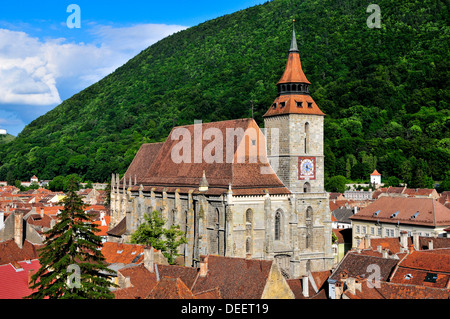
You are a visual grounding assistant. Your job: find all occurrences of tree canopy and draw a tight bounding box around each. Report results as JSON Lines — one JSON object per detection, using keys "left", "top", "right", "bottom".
{"left": 0, "top": 0, "right": 447, "bottom": 191}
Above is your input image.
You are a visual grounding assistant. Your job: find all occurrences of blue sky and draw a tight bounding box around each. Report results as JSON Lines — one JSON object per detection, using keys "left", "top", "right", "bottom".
{"left": 0, "top": 0, "right": 266, "bottom": 136}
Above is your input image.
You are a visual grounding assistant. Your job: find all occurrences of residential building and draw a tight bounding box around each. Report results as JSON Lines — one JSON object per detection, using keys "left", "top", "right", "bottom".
{"left": 114, "top": 252, "right": 295, "bottom": 299}
{"left": 350, "top": 197, "right": 450, "bottom": 248}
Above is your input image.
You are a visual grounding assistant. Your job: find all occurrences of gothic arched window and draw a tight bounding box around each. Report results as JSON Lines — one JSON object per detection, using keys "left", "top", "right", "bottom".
{"left": 275, "top": 211, "right": 282, "bottom": 241}
{"left": 246, "top": 209, "right": 253, "bottom": 224}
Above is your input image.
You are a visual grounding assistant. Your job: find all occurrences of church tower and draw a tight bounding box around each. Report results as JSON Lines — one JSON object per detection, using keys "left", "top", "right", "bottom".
{"left": 264, "top": 23, "right": 325, "bottom": 194}
{"left": 264, "top": 23, "right": 333, "bottom": 276}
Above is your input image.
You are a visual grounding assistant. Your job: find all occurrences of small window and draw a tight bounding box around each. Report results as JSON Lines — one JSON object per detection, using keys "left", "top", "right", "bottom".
{"left": 251, "top": 139, "right": 256, "bottom": 146}
{"left": 377, "top": 228, "right": 382, "bottom": 236}
{"left": 280, "top": 102, "right": 286, "bottom": 108}
{"left": 272, "top": 103, "right": 277, "bottom": 109}
{"left": 424, "top": 273, "right": 438, "bottom": 283}
{"left": 307, "top": 102, "right": 313, "bottom": 108}
{"left": 404, "top": 274, "right": 413, "bottom": 280}
{"left": 356, "top": 225, "right": 360, "bottom": 234}
{"left": 296, "top": 101, "right": 303, "bottom": 108}
{"left": 275, "top": 211, "right": 281, "bottom": 241}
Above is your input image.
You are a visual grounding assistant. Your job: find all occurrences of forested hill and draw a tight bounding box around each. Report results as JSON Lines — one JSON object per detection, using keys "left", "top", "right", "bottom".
{"left": 0, "top": 0, "right": 448, "bottom": 189}
{"left": 0, "top": 134, "right": 15, "bottom": 145}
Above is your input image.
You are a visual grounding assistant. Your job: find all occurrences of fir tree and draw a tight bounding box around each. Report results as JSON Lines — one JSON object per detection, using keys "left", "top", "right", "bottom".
{"left": 26, "top": 178, "right": 116, "bottom": 299}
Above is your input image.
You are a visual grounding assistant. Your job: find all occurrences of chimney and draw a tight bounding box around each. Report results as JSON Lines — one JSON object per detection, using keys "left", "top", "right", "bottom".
{"left": 413, "top": 232, "right": 420, "bottom": 251}
{"left": 354, "top": 206, "right": 358, "bottom": 215}
{"left": 400, "top": 231, "right": 408, "bottom": 252}
{"left": 334, "top": 281, "right": 344, "bottom": 299}
{"left": 428, "top": 240, "right": 434, "bottom": 250}
{"left": 377, "top": 245, "right": 382, "bottom": 253}
{"left": 40, "top": 208, "right": 44, "bottom": 218}
{"left": 0, "top": 212, "right": 4, "bottom": 230}
{"left": 144, "top": 247, "right": 155, "bottom": 273}
{"left": 365, "top": 234, "right": 371, "bottom": 249}
{"left": 14, "top": 212, "right": 24, "bottom": 249}
{"left": 302, "top": 276, "right": 309, "bottom": 298}
{"left": 199, "top": 255, "right": 209, "bottom": 277}
{"left": 382, "top": 249, "right": 389, "bottom": 259}
{"left": 28, "top": 269, "right": 36, "bottom": 284}
{"left": 347, "top": 277, "right": 356, "bottom": 295}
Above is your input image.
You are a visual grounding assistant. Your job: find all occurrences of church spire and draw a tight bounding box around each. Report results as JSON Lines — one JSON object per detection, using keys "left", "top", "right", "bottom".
{"left": 276, "top": 21, "right": 310, "bottom": 91}
{"left": 263, "top": 22, "right": 324, "bottom": 118}
{"left": 289, "top": 20, "right": 299, "bottom": 53}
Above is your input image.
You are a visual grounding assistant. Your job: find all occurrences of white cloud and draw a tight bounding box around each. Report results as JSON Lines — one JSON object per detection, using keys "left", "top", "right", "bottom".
{"left": 0, "top": 22, "right": 188, "bottom": 135}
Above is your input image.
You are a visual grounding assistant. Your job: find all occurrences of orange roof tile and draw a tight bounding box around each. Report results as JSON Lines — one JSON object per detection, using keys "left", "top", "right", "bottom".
{"left": 371, "top": 170, "right": 381, "bottom": 176}
{"left": 263, "top": 94, "right": 325, "bottom": 117}
{"left": 101, "top": 242, "right": 146, "bottom": 265}
{"left": 277, "top": 52, "right": 310, "bottom": 85}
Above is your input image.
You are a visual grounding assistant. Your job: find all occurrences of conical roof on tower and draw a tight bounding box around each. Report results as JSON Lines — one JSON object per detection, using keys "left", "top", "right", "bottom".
{"left": 264, "top": 22, "right": 324, "bottom": 118}
{"left": 277, "top": 24, "right": 310, "bottom": 85}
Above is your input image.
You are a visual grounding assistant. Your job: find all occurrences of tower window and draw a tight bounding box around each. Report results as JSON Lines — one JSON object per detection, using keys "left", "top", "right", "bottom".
{"left": 303, "top": 182, "right": 311, "bottom": 193}
{"left": 304, "top": 122, "right": 310, "bottom": 154}
{"left": 296, "top": 101, "right": 303, "bottom": 108}
{"left": 280, "top": 102, "right": 286, "bottom": 108}
{"left": 307, "top": 102, "right": 313, "bottom": 108}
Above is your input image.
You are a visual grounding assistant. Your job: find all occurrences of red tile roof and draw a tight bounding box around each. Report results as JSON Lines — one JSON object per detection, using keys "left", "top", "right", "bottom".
{"left": 114, "top": 262, "right": 199, "bottom": 299}
{"left": 389, "top": 250, "right": 450, "bottom": 289}
{"left": 101, "top": 242, "right": 145, "bottom": 265}
{"left": 371, "top": 170, "right": 381, "bottom": 176}
{"left": 350, "top": 197, "right": 450, "bottom": 227}
{"left": 0, "top": 240, "right": 43, "bottom": 266}
{"left": 114, "top": 263, "right": 156, "bottom": 299}
{"left": 147, "top": 277, "right": 195, "bottom": 299}
{"left": 0, "top": 259, "right": 40, "bottom": 299}
{"left": 122, "top": 119, "right": 290, "bottom": 196}
{"left": 264, "top": 94, "right": 325, "bottom": 117}
{"left": 277, "top": 52, "right": 310, "bottom": 85}
{"left": 191, "top": 255, "right": 273, "bottom": 299}
{"left": 344, "top": 279, "right": 450, "bottom": 299}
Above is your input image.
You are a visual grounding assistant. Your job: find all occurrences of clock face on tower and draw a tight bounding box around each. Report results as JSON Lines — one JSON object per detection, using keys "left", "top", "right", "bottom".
{"left": 299, "top": 157, "right": 316, "bottom": 180}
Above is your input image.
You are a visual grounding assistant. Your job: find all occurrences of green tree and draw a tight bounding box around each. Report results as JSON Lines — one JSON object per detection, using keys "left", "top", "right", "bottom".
{"left": 131, "top": 211, "right": 166, "bottom": 251}
{"left": 131, "top": 211, "right": 187, "bottom": 265}
{"left": 386, "top": 176, "right": 401, "bottom": 187}
{"left": 325, "top": 175, "right": 348, "bottom": 193}
{"left": 27, "top": 179, "right": 116, "bottom": 299}
{"left": 164, "top": 225, "right": 188, "bottom": 265}
{"left": 48, "top": 175, "right": 65, "bottom": 192}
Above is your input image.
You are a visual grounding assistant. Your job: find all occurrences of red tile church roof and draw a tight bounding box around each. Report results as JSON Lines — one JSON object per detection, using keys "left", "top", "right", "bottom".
{"left": 121, "top": 119, "right": 290, "bottom": 196}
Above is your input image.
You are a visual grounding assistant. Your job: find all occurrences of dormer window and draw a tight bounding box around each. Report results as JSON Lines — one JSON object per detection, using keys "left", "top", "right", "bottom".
{"left": 390, "top": 211, "right": 399, "bottom": 219}
{"left": 280, "top": 102, "right": 286, "bottom": 108}
{"left": 411, "top": 212, "right": 419, "bottom": 219}
{"left": 272, "top": 103, "right": 277, "bottom": 109}
{"left": 307, "top": 102, "right": 313, "bottom": 108}
{"left": 296, "top": 101, "right": 303, "bottom": 108}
